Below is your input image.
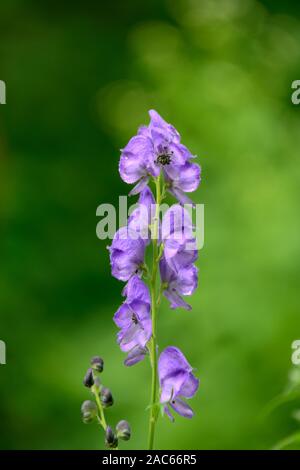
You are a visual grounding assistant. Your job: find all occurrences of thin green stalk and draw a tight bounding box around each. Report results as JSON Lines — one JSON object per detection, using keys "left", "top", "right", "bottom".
{"left": 92, "top": 384, "right": 107, "bottom": 430}
{"left": 148, "top": 174, "right": 162, "bottom": 450}
{"left": 93, "top": 385, "right": 119, "bottom": 450}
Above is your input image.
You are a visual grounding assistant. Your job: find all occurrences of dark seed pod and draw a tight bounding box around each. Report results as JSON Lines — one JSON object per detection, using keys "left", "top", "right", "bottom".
{"left": 116, "top": 420, "right": 131, "bottom": 441}
{"left": 83, "top": 368, "right": 94, "bottom": 388}
{"left": 81, "top": 400, "right": 97, "bottom": 423}
{"left": 91, "top": 356, "right": 104, "bottom": 373}
{"left": 100, "top": 387, "right": 113, "bottom": 408}
{"left": 105, "top": 426, "right": 118, "bottom": 449}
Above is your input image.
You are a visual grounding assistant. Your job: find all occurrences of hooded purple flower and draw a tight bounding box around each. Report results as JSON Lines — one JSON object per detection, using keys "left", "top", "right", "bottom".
{"left": 118, "top": 129, "right": 153, "bottom": 195}
{"left": 114, "top": 276, "right": 151, "bottom": 366}
{"left": 161, "top": 204, "right": 198, "bottom": 271}
{"left": 164, "top": 161, "right": 201, "bottom": 206}
{"left": 128, "top": 187, "right": 155, "bottom": 244}
{"left": 108, "top": 227, "right": 145, "bottom": 281}
{"left": 158, "top": 346, "right": 199, "bottom": 421}
{"left": 119, "top": 110, "right": 198, "bottom": 196}
{"left": 160, "top": 257, "right": 198, "bottom": 311}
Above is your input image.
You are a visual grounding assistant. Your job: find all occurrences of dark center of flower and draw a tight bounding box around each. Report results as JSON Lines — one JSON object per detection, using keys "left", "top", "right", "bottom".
{"left": 156, "top": 145, "right": 173, "bottom": 166}
{"left": 131, "top": 314, "right": 138, "bottom": 325}
{"left": 156, "top": 153, "right": 171, "bottom": 166}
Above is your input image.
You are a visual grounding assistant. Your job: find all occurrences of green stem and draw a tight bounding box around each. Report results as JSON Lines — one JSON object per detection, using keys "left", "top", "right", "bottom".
{"left": 148, "top": 174, "right": 162, "bottom": 450}
{"left": 92, "top": 385, "right": 107, "bottom": 430}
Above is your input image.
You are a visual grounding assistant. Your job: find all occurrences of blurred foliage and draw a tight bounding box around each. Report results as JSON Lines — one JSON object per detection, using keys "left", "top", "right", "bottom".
{"left": 0, "top": 0, "right": 300, "bottom": 449}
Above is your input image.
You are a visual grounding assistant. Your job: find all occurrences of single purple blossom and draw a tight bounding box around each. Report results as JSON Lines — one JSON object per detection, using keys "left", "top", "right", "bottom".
{"left": 161, "top": 204, "right": 198, "bottom": 271}
{"left": 160, "top": 257, "right": 198, "bottom": 310}
{"left": 128, "top": 187, "right": 155, "bottom": 244}
{"left": 158, "top": 346, "right": 199, "bottom": 421}
{"left": 114, "top": 276, "right": 151, "bottom": 366}
{"left": 122, "top": 274, "right": 151, "bottom": 304}
{"left": 164, "top": 161, "right": 201, "bottom": 206}
{"left": 108, "top": 227, "right": 145, "bottom": 281}
{"left": 119, "top": 130, "right": 153, "bottom": 195}
{"left": 119, "top": 110, "right": 197, "bottom": 196}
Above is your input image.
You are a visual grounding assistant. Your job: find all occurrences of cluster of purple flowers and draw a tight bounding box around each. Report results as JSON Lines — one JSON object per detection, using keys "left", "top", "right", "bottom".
{"left": 108, "top": 110, "right": 200, "bottom": 420}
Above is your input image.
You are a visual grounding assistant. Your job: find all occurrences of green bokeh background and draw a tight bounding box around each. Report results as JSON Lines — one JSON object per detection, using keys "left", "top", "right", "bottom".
{"left": 1, "top": 0, "right": 300, "bottom": 450}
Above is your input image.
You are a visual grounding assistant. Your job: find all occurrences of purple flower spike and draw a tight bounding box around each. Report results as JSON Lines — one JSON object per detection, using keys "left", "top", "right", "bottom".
{"left": 128, "top": 187, "right": 155, "bottom": 244}
{"left": 114, "top": 276, "right": 152, "bottom": 366}
{"left": 160, "top": 257, "right": 198, "bottom": 310}
{"left": 158, "top": 346, "right": 199, "bottom": 421}
{"left": 108, "top": 227, "right": 145, "bottom": 281}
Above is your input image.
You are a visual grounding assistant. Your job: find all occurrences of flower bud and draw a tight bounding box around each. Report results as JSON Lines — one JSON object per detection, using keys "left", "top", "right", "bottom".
{"left": 81, "top": 400, "right": 97, "bottom": 423}
{"left": 83, "top": 368, "right": 94, "bottom": 388}
{"left": 100, "top": 387, "right": 114, "bottom": 408}
{"left": 105, "top": 426, "right": 118, "bottom": 449}
{"left": 116, "top": 420, "right": 131, "bottom": 441}
{"left": 91, "top": 356, "right": 104, "bottom": 373}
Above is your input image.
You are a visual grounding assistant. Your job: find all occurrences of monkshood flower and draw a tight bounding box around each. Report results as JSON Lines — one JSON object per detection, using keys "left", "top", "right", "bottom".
{"left": 158, "top": 346, "right": 199, "bottom": 421}
{"left": 108, "top": 227, "right": 145, "bottom": 281}
{"left": 161, "top": 204, "right": 198, "bottom": 271}
{"left": 114, "top": 276, "right": 152, "bottom": 366}
{"left": 128, "top": 187, "right": 155, "bottom": 244}
{"left": 164, "top": 161, "right": 201, "bottom": 206}
{"left": 160, "top": 257, "right": 198, "bottom": 311}
{"left": 119, "top": 110, "right": 200, "bottom": 202}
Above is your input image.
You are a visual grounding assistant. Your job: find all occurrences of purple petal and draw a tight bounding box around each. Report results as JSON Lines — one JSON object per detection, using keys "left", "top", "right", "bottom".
{"left": 159, "top": 347, "right": 193, "bottom": 383}
{"left": 164, "top": 289, "right": 192, "bottom": 311}
{"left": 167, "top": 243, "right": 198, "bottom": 272}
{"left": 158, "top": 347, "right": 194, "bottom": 402}
{"left": 148, "top": 109, "right": 180, "bottom": 144}
{"left": 128, "top": 186, "right": 155, "bottom": 241}
{"left": 130, "top": 299, "right": 151, "bottom": 324}
{"left": 176, "top": 265, "right": 198, "bottom": 296}
{"left": 170, "top": 398, "right": 194, "bottom": 419}
{"left": 124, "top": 345, "right": 148, "bottom": 367}
{"left": 138, "top": 186, "right": 155, "bottom": 211}
{"left": 168, "top": 187, "right": 195, "bottom": 206}
{"left": 129, "top": 176, "right": 150, "bottom": 196}
{"left": 122, "top": 276, "right": 150, "bottom": 305}
{"left": 176, "top": 162, "right": 201, "bottom": 193}
{"left": 117, "top": 300, "right": 151, "bottom": 351}
{"left": 113, "top": 303, "right": 132, "bottom": 329}
{"left": 109, "top": 227, "right": 145, "bottom": 281}
{"left": 159, "top": 256, "right": 176, "bottom": 285}
{"left": 119, "top": 136, "right": 149, "bottom": 184}
{"left": 163, "top": 405, "right": 175, "bottom": 422}
{"left": 118, "top": 322, "right": 142, "bottom": 352}
{"left": 180, "top": 373, "right": 200, "bottom": 399}
{"left": 110, "top": 251, "right": 139, "bottom": 282}
{"left": 160, "top": 370, "right": 188, "bottom": 403}
{"left": 162, "top": 205, "right": 194, "bottom": 240}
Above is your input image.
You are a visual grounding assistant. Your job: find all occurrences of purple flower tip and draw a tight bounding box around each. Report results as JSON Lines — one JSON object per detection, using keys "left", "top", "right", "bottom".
{"left": 119, "top": 110, "right": 200, "bottom": 203}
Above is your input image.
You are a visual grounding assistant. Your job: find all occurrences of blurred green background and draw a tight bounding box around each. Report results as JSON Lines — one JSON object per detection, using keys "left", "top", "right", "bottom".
{"left": 1, "top": 0, "right": 300, "bottom": 450}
